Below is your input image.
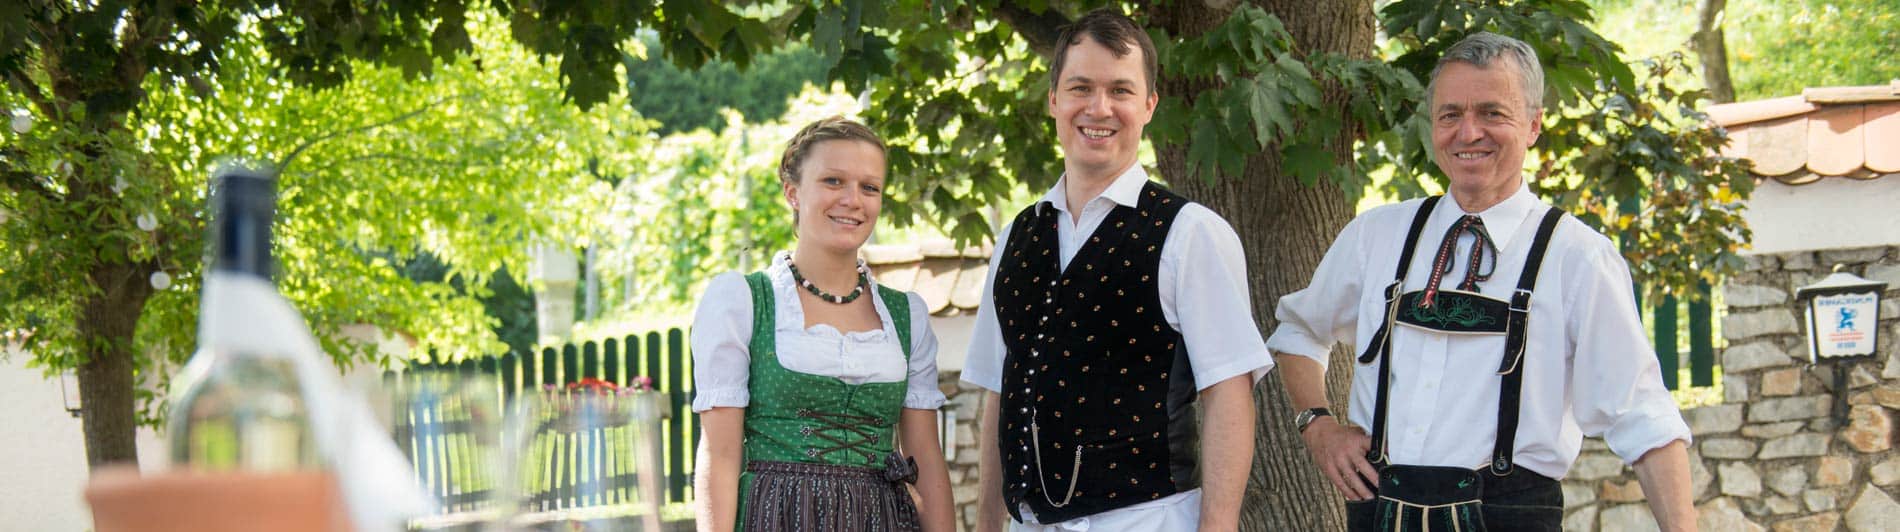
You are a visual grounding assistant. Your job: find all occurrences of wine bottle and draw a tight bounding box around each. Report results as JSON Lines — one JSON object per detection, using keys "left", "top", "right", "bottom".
{"left": 166, "top": 167, "right": 317, "bottom": 471}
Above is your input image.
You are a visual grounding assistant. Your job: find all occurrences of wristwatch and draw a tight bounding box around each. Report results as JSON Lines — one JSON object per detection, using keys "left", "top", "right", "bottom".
{"left": 1295, "top": 407, "right": 1333, "bottom": 433}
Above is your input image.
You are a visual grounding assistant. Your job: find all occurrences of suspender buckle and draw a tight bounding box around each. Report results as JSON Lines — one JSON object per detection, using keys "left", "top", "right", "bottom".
{"left": 1509, "top": 289, "right": 1534, "bottom": 313}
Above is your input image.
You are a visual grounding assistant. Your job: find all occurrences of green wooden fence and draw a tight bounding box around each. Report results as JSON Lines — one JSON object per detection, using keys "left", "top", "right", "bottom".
{"left": 390, "top": 329, "right": 697, "bottom": 515}
{"left": 1618, "top": 198, "right": 1719, "bottom": 391}
{"left": 1645, "top": 281, "right": 1719, "bottom": 390}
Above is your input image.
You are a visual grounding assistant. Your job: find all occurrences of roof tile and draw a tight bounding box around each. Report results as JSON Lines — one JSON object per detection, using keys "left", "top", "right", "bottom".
{"left": 1865, "top": 103, "right": 1900, "bottom": 173}
{"left": 950, "top": 258, "right": 988, "bottom": 311}
{"left": 870, "top": 262, "right": 921, "bottom": 293}
{"left": 1807, "top": 105, "right": 1865, "bottom": 176}
{"left": 911, "top": 257, "right": 963, "bottom": 315}
{"left": 1745, "top": 115, "right": 1809, "bottom": 176}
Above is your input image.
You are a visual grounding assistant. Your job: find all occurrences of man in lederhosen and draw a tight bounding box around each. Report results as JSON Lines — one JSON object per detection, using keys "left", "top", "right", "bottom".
{"left": 1268, "top": 33, "right": 1696, "bottom": 531}
{"left": 961, "top": 8, "right": 1273, "bottom": 532}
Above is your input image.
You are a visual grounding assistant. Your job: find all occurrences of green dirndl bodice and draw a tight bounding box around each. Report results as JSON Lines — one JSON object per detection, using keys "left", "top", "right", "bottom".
{"left": 735, "top": 272, "right": 913, "bottom": 527}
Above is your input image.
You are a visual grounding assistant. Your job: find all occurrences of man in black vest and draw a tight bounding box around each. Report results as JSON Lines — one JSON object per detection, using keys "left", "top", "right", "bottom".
{"left": 1268, "top": 32, "right": 1696, "bottom": 531}
{"left": 961, "top": 8, "right": 1272, "bottom": 532}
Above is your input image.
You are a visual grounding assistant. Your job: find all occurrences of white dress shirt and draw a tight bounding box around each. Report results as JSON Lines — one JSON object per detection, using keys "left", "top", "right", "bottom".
{"left": 689, "top": 251, "right": 947, "bottom": 413}
{"left": 1267, "top": 186, "right": 1691, "bottom": 479}
{"left": 961, "top": 164, "right": 1274, "bottom": 529}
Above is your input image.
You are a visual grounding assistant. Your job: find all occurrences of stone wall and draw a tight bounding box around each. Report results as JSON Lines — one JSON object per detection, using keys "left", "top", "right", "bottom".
{"left": 938, "top": 375, "right": 987, "bottom": 531}
{"left": 1560, "top": 246, "right": 1900, "bottom": 531}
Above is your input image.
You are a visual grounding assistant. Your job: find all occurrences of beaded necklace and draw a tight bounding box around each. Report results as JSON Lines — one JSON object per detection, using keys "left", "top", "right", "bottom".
{"left": 787, "top": 260, "right": 870, "bottom": 304}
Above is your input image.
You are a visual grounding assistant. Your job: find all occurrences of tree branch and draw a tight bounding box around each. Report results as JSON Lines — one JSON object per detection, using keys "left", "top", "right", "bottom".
{"left": 276, "top": 96, "right": 471, "bottom": 175}
{"left": 0, "top": 147, "right": 58, "bottom": 199}
{"left": 994, "top": 2, "right": 1072, "bottom": 60}
{"left": 3, "top": 67, "right": 59, "bottom": 120}
{"left": 5, "top": 3, "right": 61, "bottom": 119}
{"left": 335, "top": 153, "right": 468, "bottom": 168}
{"left": 2, "top": 170, "right": 56, "bottom": 199}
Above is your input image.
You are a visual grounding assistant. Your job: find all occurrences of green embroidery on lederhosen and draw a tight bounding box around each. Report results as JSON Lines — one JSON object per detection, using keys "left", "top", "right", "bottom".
{"left": 1393, "top": 289, "right": 1510, "bottom": 335}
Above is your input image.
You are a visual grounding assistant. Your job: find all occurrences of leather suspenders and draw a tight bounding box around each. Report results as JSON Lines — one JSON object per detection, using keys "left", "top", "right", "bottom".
{"left": 1492, "top": 207, "right": 1565, "bottom": 474}
{"left": 1361, "top": 196, "right": 1567, "bottom": 475}
{"left": 1362, "top": 196, "right": 1441, "bottom": 466}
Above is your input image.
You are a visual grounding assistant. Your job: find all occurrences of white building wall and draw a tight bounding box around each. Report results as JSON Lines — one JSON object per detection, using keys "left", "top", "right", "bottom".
{"left": 1742, "top": 176, "right": 1900, "bottom": 254}
{"left": 0, "top": 346, "right": 166, "bottom": 532}
{"left": 929, "top": 314, "right": 975, "bottom": 374}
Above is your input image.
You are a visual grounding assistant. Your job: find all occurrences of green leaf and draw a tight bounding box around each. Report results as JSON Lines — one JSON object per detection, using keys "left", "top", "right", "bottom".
{"left": 1187, "top": 116, "right": 1222, "bottom": 184}
{"left": 1282, "top": 142, "right": 1333, "bottom": 187}
{"left": 1416, "top": 4, "right": 1441, "bottom": 41}
{"left": 811, "top": 5, "right": 845, "bottom": 67}
{"left": 1245, "top": 77, "right": 1282, "bottom": 148}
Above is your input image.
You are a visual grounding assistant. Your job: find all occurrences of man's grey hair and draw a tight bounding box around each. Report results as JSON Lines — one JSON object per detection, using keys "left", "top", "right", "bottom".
{"left": 1426, "top": 32, "right": 1545, "bottom": 114}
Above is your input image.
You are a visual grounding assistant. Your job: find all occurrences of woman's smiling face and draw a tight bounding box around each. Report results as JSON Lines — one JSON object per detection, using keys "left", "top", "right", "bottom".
{"left": 784, "top": 139, "right": 887, "bottom": 253}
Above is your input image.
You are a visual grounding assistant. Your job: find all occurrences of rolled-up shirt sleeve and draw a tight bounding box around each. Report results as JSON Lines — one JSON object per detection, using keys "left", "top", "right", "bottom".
{"left": 904, "top": 292, "right": 949, "bottom": 409}
{"left": 1265, "top": 213, "right": 1371, "bottom": 372}
{"left": 690, "top": 272, "right": 754, "bottom": 412}
{"left": 959, "top": 222, "right": 1013, "bottom": 394}
{"left": 1565, "top": 241, "right": 1692, "bottom": 463}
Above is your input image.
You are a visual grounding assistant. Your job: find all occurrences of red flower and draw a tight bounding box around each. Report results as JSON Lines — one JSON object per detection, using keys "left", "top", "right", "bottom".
{"left": 566, "top": 377, "right": 618, "bottom": 395}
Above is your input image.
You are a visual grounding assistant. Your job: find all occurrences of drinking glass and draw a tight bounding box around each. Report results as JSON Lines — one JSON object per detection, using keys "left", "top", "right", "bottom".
{"left": 500, "top": 384, "right": 667, "bottom": 532}
{"left": 379, "top": 372, "right": 507, "bottom": 531}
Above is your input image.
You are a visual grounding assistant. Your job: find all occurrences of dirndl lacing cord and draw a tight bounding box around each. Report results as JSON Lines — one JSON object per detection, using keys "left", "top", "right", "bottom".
{"left": 796, "top": 408, "right": 884, "bottom": 464}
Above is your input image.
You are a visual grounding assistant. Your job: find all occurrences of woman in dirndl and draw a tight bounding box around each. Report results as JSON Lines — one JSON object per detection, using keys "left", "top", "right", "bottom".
{"left": 689, "top": 116, "right": 954, "bottom": 532}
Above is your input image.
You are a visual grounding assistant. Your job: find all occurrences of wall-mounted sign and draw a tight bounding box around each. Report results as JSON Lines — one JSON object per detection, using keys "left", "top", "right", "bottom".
{"left": 1797, "top": 271, "right": 1887, "bottom": 364}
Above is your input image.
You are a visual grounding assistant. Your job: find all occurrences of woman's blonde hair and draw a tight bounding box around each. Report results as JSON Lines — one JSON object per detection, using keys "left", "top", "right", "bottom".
{"left": 777, "top": 116, "right": 886, "bottom": 186}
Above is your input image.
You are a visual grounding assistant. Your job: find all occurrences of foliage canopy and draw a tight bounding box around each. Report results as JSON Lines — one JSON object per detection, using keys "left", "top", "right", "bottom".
{"left": 1590, "top": 0, "right": 1900, "bottom": 100}
{"left": 2, "top": 12, "right": 647, "bottom": 424}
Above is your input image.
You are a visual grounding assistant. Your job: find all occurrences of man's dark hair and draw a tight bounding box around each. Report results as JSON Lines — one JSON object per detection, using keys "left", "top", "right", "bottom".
{"left": 1048, "top": 8, "right": 1158, "bottom": 95}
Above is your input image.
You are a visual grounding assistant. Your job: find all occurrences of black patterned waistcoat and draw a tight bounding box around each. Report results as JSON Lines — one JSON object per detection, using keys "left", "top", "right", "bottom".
{"left": 996, "top": 182, "right": 1198, "bottom": 523}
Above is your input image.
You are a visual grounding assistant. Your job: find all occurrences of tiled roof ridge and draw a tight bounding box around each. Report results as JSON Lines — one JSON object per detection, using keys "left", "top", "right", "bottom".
{"left": 1708, "top": 82, "right": 1900, "bottom": 127}
{"left": 1707, "top": 83, "right": 1900, "bottom": 181}
{"left": 861, "top": 238, "right": 994, "bottom": 316}
{"left": 862, "top": 239, "right": 990, "bottom": 264}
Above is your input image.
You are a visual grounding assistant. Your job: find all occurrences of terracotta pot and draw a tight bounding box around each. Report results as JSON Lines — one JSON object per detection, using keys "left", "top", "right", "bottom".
{"left": 85, "top": 466, "right": 352, "bottom": 532}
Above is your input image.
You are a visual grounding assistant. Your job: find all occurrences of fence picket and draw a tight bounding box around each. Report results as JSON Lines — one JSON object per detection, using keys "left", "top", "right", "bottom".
{"left": 665, "top": 328, "right": 687, "bottom": 502}
{"left": 1656, "top": 293, "right": 1681, "bottom": 390}
{"left": 604, "top": 338, "right": 621, "bottom": 386}
{"left": 563, "top": 344, "right": 580, "bottom": 386}
{"left": 1638, "top": 281, "right": 1721, "bottom": 391}
{"left": 1690, "top": 282, "right": 1715, "bottom": 387}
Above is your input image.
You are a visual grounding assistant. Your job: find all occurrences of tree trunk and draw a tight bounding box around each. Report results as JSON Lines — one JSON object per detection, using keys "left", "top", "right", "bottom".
{"left": 36, "top": 5, "right": 162, "bottom": 470}
{"left": 1692, "top": 0, "right": 1736, "bottom": 103}
{"left": 1151, "top": 1, "right": 1375, "bottom": 529}
{"left": 76, "top": 261, "right": 154, "bottom": 468}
